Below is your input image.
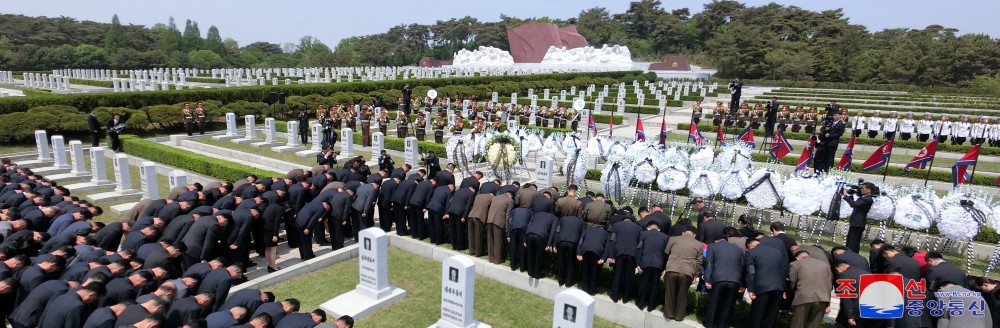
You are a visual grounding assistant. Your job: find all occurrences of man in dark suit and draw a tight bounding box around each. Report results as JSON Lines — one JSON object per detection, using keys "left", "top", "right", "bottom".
{"left": 115, "top": 297, "right": 169, "bottom": 328}
{"left": 638, "top": 204, "right": 670, "bottom": 235}
{"left": 16, "top": 256, "right": 64, "bottom": 304}
{"left": 515, "top": 184, "right": 536, "bottom": 208}
{"left": 576, "top": 226, "right": 608, "bottom": 295}
{"left": 881, "top": 246, "right": 932, "bottom": 328}
{"left": 662, "top": 229, "right": 703, "bottom": 320}
{"left": 765, "top": 97, "right": 778, "bottom": 137}
{"left": 377, "top": 177, "right": 400, "bottom": 232}
{"left": 101, "top": 270, "right": 154, "bottom": 307}
{"left": 88, "top": 108, "right": 102, "bottom": 147}
{"left": 8, "top": 280, "right": 73, "bottom": 328}
{"left": 530, "top": 191, "right": 555, "bottom": 214}
{"left": 925, "top": 251, "right": 967, "bottom": 292}
{"left": 843, "top": 182, "right": 874, "bottom": 253}
{"left": 506, "top": 207, "right": 532, "bottom": 272}
{"left": 831, "top": 246, "right": 870, "bottom": 273}
{"left": 605, "top": 215, "right": 641, "bottom": 304}
{"left": 295, "top": 200, "right": 330, "bottom": 260}
{"left": 107, "top": 114, "right": 124, "bottom": 152}
{"left": 252, "top": 298, "right": 300, "bottom": 324}
{"left": 815, "top": 111, "right": 846, "bottom": 172}
{"left": 276, "top": 309, "right": 327, "bottom": 328}
{"left": 458, "top": 171, "right": 482, "bottom": 190}
{"left": 696, "top": 210, "right": 726, "bottom": 243}
{"left": 221, "top": 289, "right": 273, "bottom": 315}
{"left": 703, "top": 229, "right": 745, "bottom": 328}
{"left": 144, "top": 242, "right": 186, "bottom": 272}
{"left": 435, "top": 164, "right": 455, "bottom": 188}
{"left": 407, "top": 178, "right": 436, "bottom": 240}
{"left": 166, "top": 292, "right": 215, "bottom": 327}
{"left": 524, "top": 211, "right": 558, "bottom": 279}
{"left": 390, "top": 174, "right": 420, "bottom": 236}
{"left": 745, "top": 238, "right": 788, "bottom": 328}
{"left": 425, "top": 183, "right": 452, "bottom": 245}
{"left": 198, "top": 265, "right": 243, "bottom": 311}
{"left": 444, "top": 186, "right": 476, "bottom": 251}
{"left": 486, "top": 191, "right": 514, "bottom": 264}
{"left": 788, "top": 251, "right": 833, "bottom": 328}
{"left": 326, "top": 188, "right": 354, "bottom": 248}
{"left": 728, "top": 78, "right": 743, "bottom": 114}
{"left": 551, "top": 215, "right": 585, "bottom": 287}
{"left": 82, "top": 301, "right": 131, "bottom": 328}
{"left": 181, "top": 213, "right": 229, "bottom": 268}
{"left": 833, "top": 261, "right": 870, "bottom": 328}
{"left": 352, "top": 181, "right": 379, "bottom": 236}
{"left": 37, "top": 282, "right": 105, "bottom": 328}
{"left": 634, "top": 223, "right": 669, "bottom": 312}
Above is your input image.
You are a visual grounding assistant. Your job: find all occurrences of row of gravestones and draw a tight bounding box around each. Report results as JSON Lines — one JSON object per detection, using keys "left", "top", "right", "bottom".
{"left": 321, "top": 228, "right": 595, "bottom": 328}
{"left": 22, "top": 73, "right": 70, "bottom": 90}
{"left": 0, "top": 71, "right": 14, "bottom": 84}
{"left": 208, "top": 113, "right": 557, "bottom": 189}
{"left": 29, "top": 130, "right": 188, "bottom": 200}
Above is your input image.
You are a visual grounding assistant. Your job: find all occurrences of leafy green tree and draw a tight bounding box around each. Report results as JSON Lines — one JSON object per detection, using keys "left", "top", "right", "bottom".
{"left": 105, "top": 14, "right": 129, "bottom": 51}
{"left": 74, "top": 44, "right": 108, "bottom": 68}
{"left": 205, "top": 25, "right": 226, "bottom": 56}
{"left": 182, "top": 19, "right": 202, "bottom": 50}
{"left": 187, "top": 49, "right": 225, "bottom": 68}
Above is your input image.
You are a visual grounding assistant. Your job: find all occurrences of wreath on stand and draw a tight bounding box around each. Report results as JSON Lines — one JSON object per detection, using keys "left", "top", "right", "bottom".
{"left": 483, "top": 133, "right": 522, "bottom": 184}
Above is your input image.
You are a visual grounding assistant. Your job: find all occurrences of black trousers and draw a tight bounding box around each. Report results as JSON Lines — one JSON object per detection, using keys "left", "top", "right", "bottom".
{"left": 378, "top": 205, "right": 393, "bottom": 232}
{"left": 853, "top": 129, "right": 862, "bottom": 137}
{"left": 330, "top": 218, "right": 347, "bottom": 250}
{"left": 555, "top": 241, "right": 577, "bottom": 287}
{"left": 428, "top": 210, "right": 445, "bottom": 245}
{"left": 867, "top": 130, "right": 878, "bottom": 138}
{"left": 350, "top": 209, "right": 364, "bottom": 241}
{"left": 299, "top": 128, "right": 308, "bottom": 144}
{"left": 918, "top": 133, "right": 930, "bottom": 142}
{"left": 938, "top": 135, "right": 949, "bottom": 143}
{"left": 298, "top": 228, "right": 315, "bottom": 260}
{"left": 663, "top": 271, "right": 692, "bottom": 320}
{"left": 91, "top": 131, "right": 101, "bottom": 147}
{"left": 580, "top": 251, "right": 602, "bottom": 295}
{"left": 704, "top": 281, "right": 740, "bottom": 328}
{"left": 953, "top": 136, "right": 967, "bottom": 145}
{"left": 392, "top": 202, "right": 408, "bottom": 236}
{"left": 314, "top": 219, "right": 329, "bottom": 243}
{"left": 846, "top": 225, "right": 864, "bottom": 253}
{"left": 448, "top": 212, "right": 468, "bottom": 251}
{"left": 749, "top": 290, "right": 783, "bottom": 328}
{"left": 635, "top": 267, "right": 664, "bottom": 312}
{"left": 407, "top": 206, "right": 426, "bottom": 239}
{"left": 609, "top": 254, "right": 636, "bottom": 303}
{"left": 509, "top": 229, "right": 527, "bottom": 272}
{"left": 901, "top": 132, "right": 912, "bottom": 140}
{"left": 524, "top": 233, "right": 546, "bottom": 278}
{"left": 109, "top": 132, "right": 122, "bottom": 151}
{"left": 884, "top": 131, "right": 895, "bottom": 140}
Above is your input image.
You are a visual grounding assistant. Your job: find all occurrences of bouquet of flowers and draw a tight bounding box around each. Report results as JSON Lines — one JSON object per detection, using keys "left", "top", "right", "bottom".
{"left": 484, "top": 133, "right": 521, "bottom": 181}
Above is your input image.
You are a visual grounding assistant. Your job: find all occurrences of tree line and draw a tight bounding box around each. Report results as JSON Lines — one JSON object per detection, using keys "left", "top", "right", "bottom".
{"left": 1, "top": 0, "right": 998, "bottom": 87}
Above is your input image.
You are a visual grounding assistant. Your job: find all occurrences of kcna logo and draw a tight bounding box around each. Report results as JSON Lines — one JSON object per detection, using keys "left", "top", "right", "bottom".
{"left": 836, "top": 274, "right": 924, "bottom": 319}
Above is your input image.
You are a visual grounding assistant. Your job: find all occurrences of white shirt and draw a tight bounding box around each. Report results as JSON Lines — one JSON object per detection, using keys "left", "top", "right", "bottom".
{"left": 936, "top": 121, "right": 952, "bottom": 136}
{"left": 972, "top": 122, "right": 987, "bottom": 137}
{"left": 851, "top": 116, "right": 866, "bottom": 130}
{"left": 917, "top": 120, "right": 934, "bottom": 134}
{"left": 884, "top": 118, "right": 898, "bottom": 132}
{"left": 955, "top": 122, "right": 971, "bottom": 138}
{"left": 868, "top": 116, "right": 882, "bottom": 131}
{"left": 900, "top": 119, "right": 915, "bottom": 133}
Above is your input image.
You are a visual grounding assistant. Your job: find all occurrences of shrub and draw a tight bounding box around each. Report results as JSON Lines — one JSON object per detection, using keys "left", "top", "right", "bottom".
{"left": 119, "top": 135, "right": 282, "bottom": 181}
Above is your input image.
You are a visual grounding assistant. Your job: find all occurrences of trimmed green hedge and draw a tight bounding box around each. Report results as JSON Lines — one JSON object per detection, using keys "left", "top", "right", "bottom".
{"left": 119, "top": 135, "right": 283, "bottom": 181}
{"left": 70, "top": 79, "right": 114, "bottom": 88}
{"left": 678, "top": 123, "right": 1000, "bottom": 157}
{"left": 186, "top": 77, "right": 226, "bottom": 84}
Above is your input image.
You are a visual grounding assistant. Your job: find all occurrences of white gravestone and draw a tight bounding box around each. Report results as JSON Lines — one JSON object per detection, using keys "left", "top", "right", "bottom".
{"left": 252, "top": 118, "right": 281, "bottom": 148}
{"left": 530, "top": 95, "right": 538, "bottom": 108}
{"left": 35, "top": 130, "right": 52, "bottom": 161}
{"left": 339, "top": 128, "right": 354, "bottom": 158}
{"left": 560, "top": 90, "right": 567, "bottom": 101}
{"left": 429, "top": 256, "right": 491, "bottom": 328}
{"left": 90, "top": 147, "right": 111, "bottom": 184}
{"left": 637, "top": 94, "right": 644, "bottom": 107}
{"left": 168, "top": 171, "right": 188, "bottom": 191}
{"left": 594, "top": 99, "right": 603, "bottom": 114}
{"left": 320, "top": 228, "right": 406, "bottom": 319}
{"left": 51, "top": 135, "right": 69, "bottom": 169}
{"left": 404, "top": 137, "right": 419, "bottom": 167}
{"left": 69, "top": 141, "right": 88, "bottom": 177}
{"left": 617, "top": 99, "right": 625, "bottom": 114}
{"left": 552, "top": 289, "right": 595, "bottom": 328}
{"left": 139, "top": 161, "right": 159, "bottom": 199}
{"left": 297, "top": 124, "right": 324, "bottom": 157}
{"left": 371, "top": 132, "right": 384, "bottom": 162}
{"left": 274, "top": 121, "right": 306, "bottom": 153}
{"left": 233, "top": 115, "right": 261, "bottom": 144}
{"left": 491, "top": 92, "right": 498, "bottom": 103}
{"left": 535, "top": 156, "right": 554, "bottom": 189}
{"left": 543, "top": 89, "right": 550, "bottom": 100}
{"left": 507, "top": 120, "right": 518, "bottom": 131}
{"left": 579, "top": 110, "right": 590, "bottom": 134}
{"left": 511, "top": 93, "right": 517, "bottom": 105}
{"left": 213, "top": 113, "right": 241, "bottom": 141}
{"left": 112, "top": 154, "right": 137, "bottom": 193}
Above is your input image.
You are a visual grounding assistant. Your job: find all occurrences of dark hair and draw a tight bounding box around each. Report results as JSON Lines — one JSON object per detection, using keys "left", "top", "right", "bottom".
{"left": 338, "top": 315, "right": 355, "bottom": 327}
{"left": 285, "top": 298, "right": 301, "bottom": 311}
{"left": 724, "top": 226, "right": 742, "bottom": 238}
{"left": 769, "top": 221, "right": 785, "bottom": 232}
{"left": 870, "top": 239, "right": 885, "bottom": 247}
{"left": 925, "top": 251, "right": 944, "bottom": 261}
{"left": 312, "top": 309, "right": 327, "bottom": 322}
{"left": 262, "top": 291, "right": 275, "bottom": 303}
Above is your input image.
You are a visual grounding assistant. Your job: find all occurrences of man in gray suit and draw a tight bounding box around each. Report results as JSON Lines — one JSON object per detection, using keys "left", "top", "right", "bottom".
{"left": 789, "top": 251, "right": 832, "bottom": 328}
{"left": 662, "top": 229, "right": 703, "bottom": 321}
{"left": 351, "top": 181, "right": 379, "bottom": 238}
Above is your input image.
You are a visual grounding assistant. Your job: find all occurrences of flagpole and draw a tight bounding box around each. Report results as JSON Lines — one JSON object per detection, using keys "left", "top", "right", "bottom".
{"left": 969, "top": 128, "right": 988, "bottom": 182}
{"left": 924, "top": 123, "right": 945, "bottom": 186}
{"left": 882, "top": 120, "right": 899, "bottom": 182}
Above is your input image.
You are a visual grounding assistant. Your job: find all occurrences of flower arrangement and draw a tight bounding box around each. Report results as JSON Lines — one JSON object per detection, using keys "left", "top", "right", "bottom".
{"left": 483, "top": 133, "right": 521, "bottom": 181}
{"left": 657, "top": 164, "right": 689, "bottom": 192}
{"left": 744, "top": 168, "right": 783, "bottom": 208}
{"left": 781, "top": 177, "right": 822, "bottom": 216}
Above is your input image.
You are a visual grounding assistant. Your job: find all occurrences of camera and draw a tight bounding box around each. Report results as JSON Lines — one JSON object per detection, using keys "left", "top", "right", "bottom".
{"left": 844, "top": 179, "right": 864, "bottom": 195}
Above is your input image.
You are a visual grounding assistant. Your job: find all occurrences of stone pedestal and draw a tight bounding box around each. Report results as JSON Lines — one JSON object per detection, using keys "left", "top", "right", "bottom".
{"left": 295, "top": 123, "right": 323, "bottom": 157}
{"left": 320, "top": 228, "right": 407, "bottom": 319}
{"left": 428, "top": 256, "right": 490, "bottom": 328}
{"left": 213, "top": 113, "right": 241, "bottom": 141}
{"left": 232, "top": 115, "right": 261, "bottom": 144}
{"left": 252, "top": 118, "right": 282, "bottom": 148}
{"left": 35, "top": 130, "right": 52, "bottom": 161}
{"left": 273, "top": 121, "right": 305, "bottom": 153}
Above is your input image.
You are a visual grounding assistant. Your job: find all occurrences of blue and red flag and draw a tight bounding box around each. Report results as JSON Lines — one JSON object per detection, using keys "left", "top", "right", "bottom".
{"left": 659, "top": 117, "right": 668, "bottom": 146}
{"left": 609, "top": 112, "right": 614, "bottom": 138}
{"left": 769, "top": 130, "right": 793, "bottom": 161}
{"left": 588, "top": 114, "right": 597, "bottom": 137}
{"left": 716, "top": 126, "right": 725, "bottom": 144}
{"left": 952, "top": 144, "right": 981, "bottom": 187}
{"left": 904, "top": 140, "right": 937, "bottom": 173}
{"left": 861, "top": 139, "right": 894, "bottom": 172}
{"left": 795, "top": 136, "right": 816, "bottom": 171}
{"left": 737, "top": 126, "right": 756, "bottom": 149}
{"left": 635, "top": 118, "right": 646, "bottom": 141}
{"left": 688, "top": 120, "right": 707, "bottom": 146}
{"left": 836, "top": 135, "right": 856, "bottom": 171}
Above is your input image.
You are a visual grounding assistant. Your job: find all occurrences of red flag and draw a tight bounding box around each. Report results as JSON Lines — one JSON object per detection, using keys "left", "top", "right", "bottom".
{"left": 609, "top": 112, "right": 614, "bottom": 138}
{"left": 861, "top": 139, "right": 894, "bottom": 172}
{"left": 716, "top": 126, "right": 725, "bottom": 144}
{"left": 836, "top": 135, "right": 856, "bottom": 171}
{"left": 795, "top": 136, "right": 816, "bottom": 172}
{"left": 635, "top": 118, "right": 646, "bottom": 141}
{"left": 769, "top": 130, "right": 793, "bottom": 160}
{"left": 659, "top": 117, "right": 668, "bottom": 146}
{"left": 952, "top": 144, "right": 981, "bottom": 187}
{"left": 588, "top": 114, "right": 597, "bottom": 137}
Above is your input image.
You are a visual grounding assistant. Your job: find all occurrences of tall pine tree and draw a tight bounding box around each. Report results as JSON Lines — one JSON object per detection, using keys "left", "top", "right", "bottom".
{"left": 205, "top": 25, "right": 226, "bottom": 56}
{"left": 182, "top": 19, "right": 202, "bottom": 50}
{"left": 104, "top": 14, "right": 129, "bottom": 51}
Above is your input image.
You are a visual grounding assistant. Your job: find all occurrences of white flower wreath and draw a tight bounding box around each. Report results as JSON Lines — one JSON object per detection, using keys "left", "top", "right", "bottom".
{"left": 687, "top": 169, "right": 720, "bottom": 198}
{"left": 719, "top": 169, "right": 750, "bottom": 200}
{"left": 689, "top": 147, "right": 714, "bottom": 168}
{"left": 483, "top": 133, "right": 521, "bottom": 179}
{"left": 601, "top": 158, "right": 633, "bottom": 203}
{"left": 781, "top": 177, "right": 822, "bottom": 216}
{"left": 818, "top": 176, "right": 852, "bottom": 219}
{"left": 657, "top": 164, "right": 689, "bottom": 192}
{"left": 938, "top": 206, "right": 982, "bottom": 241}
{"left": 744, "top": 168, "right": 783, "bottom": 208}
{"left": 893, "top": 193, "right": 937, "bottom": 230}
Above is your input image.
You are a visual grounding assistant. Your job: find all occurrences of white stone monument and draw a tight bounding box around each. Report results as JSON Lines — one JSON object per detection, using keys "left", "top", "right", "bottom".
{"left": 168, "top": 171, "right": 188, "bottom": 191}
{"left": 579, "top": 110, "right": 590, "bottom": 134}
{"left": 112, "top": 154, "right": 138, "bottom": 194}
{"left": 370, "top": 132, "right": 384, "bottom": 163}
{"left": 404, "top": 137, "right": 419, "bottom": 167}
{"left": 139, "top": 161, "right": 159, "bottom": 199}
{"left": 50, "top": 135, "right": 69, "bottom": 170}
{"left": 552, "top": 289, "right": 595, "bottom": 328}
{"left": 233, "top": 115, "right": 261, "bottom": 144}
{"left": 320, "top": 228, "right": 406, "bottom": 319}
{"left": 429, "top": 256, "right": 490, "bottom": 328}
{"left": 273, "top": 121, "right": 305, "bottom": 153}
{"left": 252, "top": 118, "right": 281, "bottom": 148}
{"left": 35, "top": 130, "right": 52, "bottom": 161}
{"left": 617, "top": 99, "right": 625, "bottom": 114}
{"left": 296, "top": 123, "right": 323, "bottom": 157}
{"left": 90, "top": 147, "right": 112, "bottom": 185}
{"left": 535, "top": 156, "right": 554, "bottom": 189}
{"left": 339, "top": 128, "right": 354, "bottom": 158}
{"left": 213, "top": 113, "right": 241, "bottom": 141}
{"left": 69, "top": 141, "right": 89, "bottom": 177}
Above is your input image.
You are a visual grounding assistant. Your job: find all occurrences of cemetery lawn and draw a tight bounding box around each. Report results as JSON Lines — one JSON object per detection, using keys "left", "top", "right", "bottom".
{"left": 0, "top": 144, "right": 39, "bottom": 155}
{"left": 265, "top": 247, "right": 628, "bottom": 328}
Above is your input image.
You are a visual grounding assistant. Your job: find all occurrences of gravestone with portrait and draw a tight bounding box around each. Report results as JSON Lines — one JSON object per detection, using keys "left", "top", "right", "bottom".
{"left": 252, "top": 118, "right": 282, "bottom": 148}
{"left": 552, "top": 289, "right": 594, "bottom": 328}
{"left": 68, "top": 141, "right": 89, "bottom": 178}
{"left": 233, "top": 115, "right": 261, "bottom": 144}
{"left": 617, "top": 99, "right": 625, "bottom": 114}
{"left": 321, "top": 228, "right": 406, "bottom": 319}
{"left": 273, "top": 121, "right": 305, "bottom": 153}
{"left": 404, "top": 137, "right": 419, "bottom": 168}
{"left": 535, "top": 156, "right": 553, "bottom": 189}
{"left": 168, "top": 170, "right": 188, "bottom": 191}
{"left": 370, "top": 132, "right": 384, "bottom": 165}
{"left": 429, "top": 255, "right": 491, "bottom": 328}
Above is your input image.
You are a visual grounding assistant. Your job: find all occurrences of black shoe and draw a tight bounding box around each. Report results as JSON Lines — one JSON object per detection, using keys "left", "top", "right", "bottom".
{"left": 317, "top": 241, "right": 331, "bottom": 246}
{"left": 267, "top": 266, "right": 279, "bottom": 273}
{"left": 247, "top": 261, "right": 257, "bottom": 267}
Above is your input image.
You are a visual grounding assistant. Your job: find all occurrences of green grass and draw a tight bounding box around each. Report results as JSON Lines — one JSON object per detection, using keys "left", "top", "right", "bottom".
{"left": 58, "top": 155, "right": 173, "bottom": 224}
{"left": 0, "top": 144, "right": 39, "bottom": 155}
{"left": 265, "top": 247, "right": 627, "bottom": 328}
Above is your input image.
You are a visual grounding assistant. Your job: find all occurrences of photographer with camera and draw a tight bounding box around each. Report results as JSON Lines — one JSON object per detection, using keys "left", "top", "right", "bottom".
{"left": 841, "top": 181, "right": 876, "bottom": 253}
{"left": 421, "top": 149, "right": 441, "bottom": 178}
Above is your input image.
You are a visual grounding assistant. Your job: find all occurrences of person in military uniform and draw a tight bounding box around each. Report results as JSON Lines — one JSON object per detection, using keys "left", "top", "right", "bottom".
{"left": 316, "top": 105, "right": 327, "bottom": 122}
{"left": 346, "top": 106, "right": 358, "bottom": 131}
{"left": 791, "top": 106, "right": 804, "bottom": 133}
{"left": 396, "top": 112, "right": 409, "bottom": 138}
{"left": 378, "top": 109, "right": 389, "bottom": 135}
{"left": 804, "top": 107, "right": 818, "bottom": 135}
{"left": 434, "top": 114, "right": 446, "bottom": 144}
{"left": 712, "top": 102, "right": 725, "bottom": 127}
{"left": 415, "top": 113, "right": 427, "bottom": 141}
{"left": 182, "top": 102, "right": 195, "bottom": 136}
{"left": 195, "top": 102, "right": 207, "bottom": 135}
{"left": 777, "top": 106, "right": 790, "bottom": 133}
{"left": 691, "top": 100, "right": 703, "bottom": 125}
{"left": 360, "top": 106, "right": 372, "bottom": 147}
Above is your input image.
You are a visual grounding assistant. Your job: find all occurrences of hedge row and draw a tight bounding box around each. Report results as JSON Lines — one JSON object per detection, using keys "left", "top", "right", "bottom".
{"left": 678, "top": 123, "right": 1000, "bottom": 157}
{"left": 762, "top": 91, "right": 1000, "bottom": 107}
{"left": 746, "top": 96, "right": 998, "bottom": 117}
{"left": 0, "top": 71, "right": 645, "bottom": 114}
{"left": 708, "top": 78, "right": 976, "bottom": 95}
{"left": 765, "top": 89, "right": 1000, "bottom": 104}
{"left": 119, "top": 135, "right": 283, "bottom": 181}
{"left": 186, "top": 77, "right": 227, "bottom": 84}
{"left": 70, "top": 79, "right": 115, "bottom": 88}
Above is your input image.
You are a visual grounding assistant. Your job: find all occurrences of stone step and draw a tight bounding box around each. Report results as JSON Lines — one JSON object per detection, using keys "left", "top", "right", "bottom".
{"left": 86, "top": 190, "right": 142, "bottom": 203}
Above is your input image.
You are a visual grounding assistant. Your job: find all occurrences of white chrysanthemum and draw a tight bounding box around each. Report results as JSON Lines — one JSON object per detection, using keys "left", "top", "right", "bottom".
{"left": 782, "top": 177, "right": 822, "bottom": 216}
{"left": 744, "top": 168, "right": 783, "bottom": 208}
{"left": 818, "top": 176, "right": 852, "bottom": 219}
{"left": 938, "top": 206, "right": 982, "bottom": 241}
{"left": 990, "top": 205, "right": 1000, "bottom": 231}
{"left": 719, "top": 169, "right": 750, "bottom": 200}
{"left": 541, "top": 134, "right": 563, "bottom": 155}
{"left": 894, "top": 194, "right": 936, "bottom": 230}
{"left": 587, "top": 137, "right": 610, "bottom": 158}
{"left": 664, "top": 146, "right": 690, "bottom": 167}
{"left": 634, "top": 161, "right": 658, "bottom": 184}
{"left": 606, "top": 141, "right": 628, "bottom": 160}
{"left": 601, "top": 159, "right": 633, "bottom": 203}
{"left": 687, "top": 170, "right": 720, "bottom": 198}
{"left": 562, "top": 149, "right": 589, "bottom": 185}
{"left": 561, "top": 133, "right": 582, "bottom": 154}
{"left": 657, "top": 164, "right": 688, "bottom": 192}
{"left": 869, "top": 195, "right": 896, "bottom": 221}
{"left": 689, "top": 147, "right": 714, "bottom": 169}
{"left": 717, "top": 142, "right": 754, "bottom": 171}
